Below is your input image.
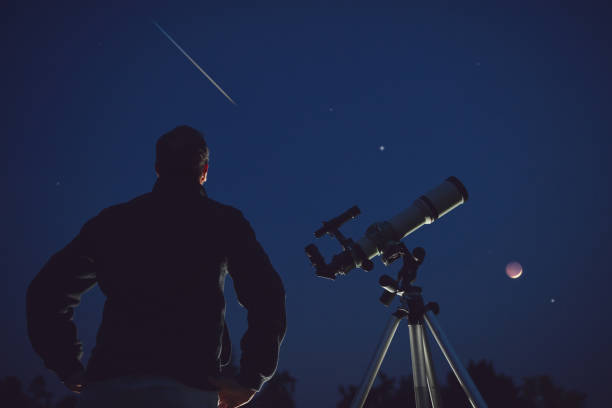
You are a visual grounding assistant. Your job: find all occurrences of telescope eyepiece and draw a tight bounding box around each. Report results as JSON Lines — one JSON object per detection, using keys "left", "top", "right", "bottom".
{"left": 305, "top": 244, "right": 324, "bottom": 266}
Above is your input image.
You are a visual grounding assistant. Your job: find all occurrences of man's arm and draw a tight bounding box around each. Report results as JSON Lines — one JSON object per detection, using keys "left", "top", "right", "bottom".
{"left": 25, "top": 219, "right": 99, "bottom": 381}
{"left": 226, "top": 210, "right": 287, "bottom": 392}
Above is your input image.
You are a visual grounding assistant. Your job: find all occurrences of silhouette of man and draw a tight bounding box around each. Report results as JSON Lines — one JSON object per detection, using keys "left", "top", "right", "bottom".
{"left": 26, "top": 125, "right": 287, "bottom": 408}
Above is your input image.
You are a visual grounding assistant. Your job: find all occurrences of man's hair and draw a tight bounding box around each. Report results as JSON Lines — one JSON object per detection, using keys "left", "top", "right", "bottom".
{"left": 155, "top": 125, "right": 209, "bottom": 180}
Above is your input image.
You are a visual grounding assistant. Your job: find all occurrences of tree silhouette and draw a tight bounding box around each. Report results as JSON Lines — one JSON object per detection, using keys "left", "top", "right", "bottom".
{"left": 336, "top": 359, "right": 587, "bottom": 408}
{"left": 0, "top": 375, "right": 64, "bottom": 408}
{"left": 443, "top": 360, "right": 522, "bottom": 407}
{"left": 520, "top": 375, "right": 586, "bottom": 408}
{"left": 0, "top": 375, "right": 78, "bottom": 408}
{"left": 0, "top": 376, "right": 34, "bottom": 408}
{"left": 27, "top": 375, "right": 54, "bottom": 408}
{"left": 336, "top": 372, "right": 416, "bottom": 408}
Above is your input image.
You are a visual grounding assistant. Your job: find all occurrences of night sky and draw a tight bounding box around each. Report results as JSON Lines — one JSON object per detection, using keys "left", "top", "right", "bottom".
{"left": 2, "top": 2, "right": 611, "bottom": 407}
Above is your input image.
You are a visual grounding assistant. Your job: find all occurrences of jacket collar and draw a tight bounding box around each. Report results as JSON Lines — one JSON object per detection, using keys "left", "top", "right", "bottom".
{"left": 152, "top": 177, "right": 207, "bottom": 198}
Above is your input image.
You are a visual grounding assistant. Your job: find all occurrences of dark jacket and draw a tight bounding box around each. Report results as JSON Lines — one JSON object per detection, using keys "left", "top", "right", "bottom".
{"left": 26, "top": 178, "right": 286, "bottom": 391}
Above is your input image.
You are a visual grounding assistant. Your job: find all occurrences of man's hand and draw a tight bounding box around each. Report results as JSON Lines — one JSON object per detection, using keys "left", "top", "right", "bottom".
{"left": 209, "top": 376, "right": 256, "bottom": 408}
{"left": 62, "top": 367, "right": 87, "bottom": 394}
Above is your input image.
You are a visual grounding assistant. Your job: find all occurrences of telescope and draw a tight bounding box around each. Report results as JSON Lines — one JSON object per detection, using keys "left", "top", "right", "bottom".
{"left": 305, "top": 177, "right": 488, "bottom": 408}
{"left": 305, "top": 176, "right": 469, "bottom": 279}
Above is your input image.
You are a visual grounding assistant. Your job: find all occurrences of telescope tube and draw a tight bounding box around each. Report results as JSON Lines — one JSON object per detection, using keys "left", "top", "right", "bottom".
{"left": 356, "top": 177, "right": 468, "bottom": 261}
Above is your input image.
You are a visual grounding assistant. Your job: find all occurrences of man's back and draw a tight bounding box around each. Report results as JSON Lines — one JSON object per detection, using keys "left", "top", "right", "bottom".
{"left": 26, "top": 177, "right": 286, "bottom": 393}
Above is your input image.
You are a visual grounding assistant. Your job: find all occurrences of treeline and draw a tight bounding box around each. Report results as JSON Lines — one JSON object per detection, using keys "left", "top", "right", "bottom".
{"left": 0, "top": 375, "right": 77, "bottom": 408}
{"left": 337, "top": 360, "right": 587, "bottom": 408}
{"left": 0, "top": 370, "right": 297, "bottom": 408}
{"left": 1, "top": 360, "right": 586, "bottom": 407}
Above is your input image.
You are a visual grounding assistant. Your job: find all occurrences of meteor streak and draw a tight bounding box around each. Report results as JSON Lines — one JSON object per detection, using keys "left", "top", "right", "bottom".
{"left": 152, "top": 20, "right": 237, "bottom": 106}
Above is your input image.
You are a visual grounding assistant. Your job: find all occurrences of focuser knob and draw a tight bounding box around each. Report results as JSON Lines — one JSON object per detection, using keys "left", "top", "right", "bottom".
{"left": 360, "top": 259, "right": 374, "bottom": 271}
{"left": 412, "top": 247, "right": 426, "bottom": 263}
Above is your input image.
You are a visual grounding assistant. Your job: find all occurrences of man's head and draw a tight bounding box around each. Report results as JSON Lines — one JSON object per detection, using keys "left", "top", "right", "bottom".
{"left": 155, "top": 125, "right": 209, "bottom": 184}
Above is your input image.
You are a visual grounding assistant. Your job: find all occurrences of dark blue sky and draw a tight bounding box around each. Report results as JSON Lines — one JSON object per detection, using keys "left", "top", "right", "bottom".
{"left": 2, "top": 2, "right": 611, "bottom": 407}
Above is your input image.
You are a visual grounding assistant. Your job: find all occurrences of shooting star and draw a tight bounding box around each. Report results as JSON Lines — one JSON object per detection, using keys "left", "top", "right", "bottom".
{"left": 152, "top": 20, "right": 237, "bottom": 106}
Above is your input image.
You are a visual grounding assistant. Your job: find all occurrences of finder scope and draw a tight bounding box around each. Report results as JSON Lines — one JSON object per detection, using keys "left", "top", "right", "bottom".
{"left": 305, "top": 177, "right": 468, "bottom": 279}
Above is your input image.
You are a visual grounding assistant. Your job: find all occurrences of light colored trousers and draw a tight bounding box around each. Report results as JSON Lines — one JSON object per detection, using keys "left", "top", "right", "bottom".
{"left": 76, "top": 375, "right": 219, "bottom": 408}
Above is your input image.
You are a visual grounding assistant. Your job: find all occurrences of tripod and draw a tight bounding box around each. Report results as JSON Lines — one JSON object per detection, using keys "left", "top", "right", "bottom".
{"left": 349, "top": 244, "right": 488, "bottom": 408}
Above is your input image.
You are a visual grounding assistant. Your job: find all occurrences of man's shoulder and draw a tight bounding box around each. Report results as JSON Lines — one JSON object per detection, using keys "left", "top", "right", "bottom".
{"left": 89, "top": 192, "right": 248, "bottom": 227}
{"left": 86, "top": 192, "right": 154, "bottom": 224}
{"left": 107, "top": 191, "right": 153, "bottom": 211}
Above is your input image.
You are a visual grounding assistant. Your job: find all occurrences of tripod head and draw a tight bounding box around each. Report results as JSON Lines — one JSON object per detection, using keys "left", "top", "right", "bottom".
{"left": 378, "top": 243, "right": 441, "bottom": 329}
{"left": 378, "top": 243, "right": 427, "bottom": 306}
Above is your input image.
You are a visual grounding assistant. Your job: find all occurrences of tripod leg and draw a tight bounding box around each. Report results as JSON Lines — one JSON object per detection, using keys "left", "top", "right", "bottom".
{"left": 409, "top": 323, "right": 432, "bottom": 408}
{"left": 350, "top": 312, "right": 404, "bottom": 408}
{"left": 421, "top": 329, "right": 443, "bottom": 408}
{"left": 424, "top": 311, "right": 488, "bottom": 408}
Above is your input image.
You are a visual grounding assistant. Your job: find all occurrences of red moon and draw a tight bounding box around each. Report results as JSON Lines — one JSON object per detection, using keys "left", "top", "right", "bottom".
{"left": 506, "top": 261, "right": 523, "bottom": 279}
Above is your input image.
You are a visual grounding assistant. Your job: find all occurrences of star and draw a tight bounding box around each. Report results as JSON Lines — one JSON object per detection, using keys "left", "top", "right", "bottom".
{"left": 55, "top": 181, "right": 61, "bottom": 187}
{"left": 329, "top": 107, "right": 334, "bottom": 112}
{"left": 379, "top": 146, "right": 385, "bottom": 151}
{"left": 550, "top": 298, "right": 556, "bottom": 303}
